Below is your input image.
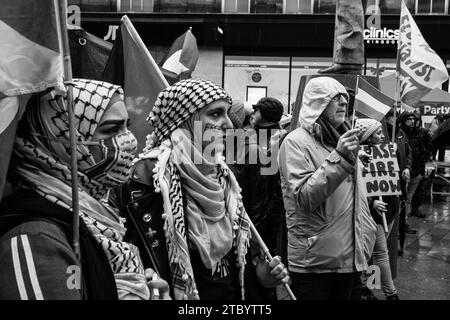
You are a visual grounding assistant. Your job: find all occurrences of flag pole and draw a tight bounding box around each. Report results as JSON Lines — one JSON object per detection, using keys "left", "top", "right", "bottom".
{"left": 351, "top": 75, "right": 359, "bottom": 129}
{"left": 58, "top": 0, "right": 80, "bottom": 259}
{"left": 121, "top": 15, "right": 169, "bottom": 88}
{"left": 393, "top": 1, "right": 404, "bottom": 143}
{"left": 248, "top": 219, "right": 297, "bottom": 300}
{"left": 393, "top": 47, "right": 401, "bottom": 143}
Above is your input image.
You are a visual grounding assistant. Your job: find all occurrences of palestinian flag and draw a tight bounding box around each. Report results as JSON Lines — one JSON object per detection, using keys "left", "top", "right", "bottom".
{"left": 160, "top": 28, "right": 199, "bottom": 85}
{"left": 354, "top": 77, "right": 395, "bottom": 121}
{"left": 69, "top": 25, "right": 112, "bottom": 81}
{"left": 0, "top": 0, "right": 64, "bottom": 198}
{"left": 0, "top": 0, "right": 64, "bottom": 96}
{"left": 103, "top": 15, "right": 169, "bottom": 154}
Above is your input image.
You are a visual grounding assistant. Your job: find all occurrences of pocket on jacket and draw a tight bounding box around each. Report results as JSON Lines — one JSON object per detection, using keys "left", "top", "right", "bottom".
{"left": 305, "top": 226, "right": 346, "bottom": 269}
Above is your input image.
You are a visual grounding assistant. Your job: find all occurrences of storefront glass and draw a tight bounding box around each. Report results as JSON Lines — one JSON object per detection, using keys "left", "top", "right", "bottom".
{"left": 69, "top": 0, "right": 450, "bottom": 14}
{"left": 290, "top": 57, "right": 333, "bottom": 113}
{"left": 250, "top": 0, "right": 283, "bottom": 13}
{"left": 224, "top": 56, "right": 290, "bottom": 112}
{"left": 364, "top": 58, "right": 396, "bottom": 99}
{"left": 313, "top": 0, "right": 336, "bottom": 14}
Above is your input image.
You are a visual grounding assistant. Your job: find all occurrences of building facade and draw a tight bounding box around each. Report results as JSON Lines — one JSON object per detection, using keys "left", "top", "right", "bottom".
{"left": 69, "top": 0, "right": 450, "bottom": 114}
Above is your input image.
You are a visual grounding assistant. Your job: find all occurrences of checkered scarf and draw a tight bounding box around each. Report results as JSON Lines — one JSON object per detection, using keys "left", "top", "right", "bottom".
{"left": 143, "top": 79, "right": 251, "bottom": 300}
{"left": 147, "top": 79, "right": 232, "bottom": 148}
{"left": 12, "top": 79, "right": 149, "bottom": 300}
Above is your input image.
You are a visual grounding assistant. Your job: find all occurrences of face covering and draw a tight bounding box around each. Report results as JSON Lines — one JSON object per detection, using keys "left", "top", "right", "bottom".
{"left": 84, "top": 130, "right": 138, "bottom": 189}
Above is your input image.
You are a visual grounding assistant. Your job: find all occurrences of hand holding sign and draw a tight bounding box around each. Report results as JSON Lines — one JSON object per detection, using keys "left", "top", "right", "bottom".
{"left": 373, "top": 200, "right": 387, "bottom": 215}
{"left": 358, "top": 149, "right": 373, "bottom": 166}
{"left": 402, "top": 168, "right": 410, "bottom": 182}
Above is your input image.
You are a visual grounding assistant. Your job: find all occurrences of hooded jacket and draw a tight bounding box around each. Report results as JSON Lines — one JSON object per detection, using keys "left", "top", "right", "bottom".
{"left": 398, "top": 111, "right": 432, "bottom": 177}
{"left": 278, "top": 77, "right": 376, "bottom": 274}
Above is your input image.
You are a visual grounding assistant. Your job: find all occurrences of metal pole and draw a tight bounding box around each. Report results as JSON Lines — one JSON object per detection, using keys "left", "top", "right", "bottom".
{"left": 288, "top": 56, "right": 292, "bottom": 114}
{"left": 58, "top": 0, "right": 80, "bottom": 259}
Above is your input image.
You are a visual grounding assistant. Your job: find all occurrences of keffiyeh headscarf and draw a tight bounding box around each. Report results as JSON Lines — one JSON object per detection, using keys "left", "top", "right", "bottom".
{"left": 144, "top": 79, "right": 251, "bottom": 300}
{"left": 12, "top": 79, "right": 149, "bottom": 300}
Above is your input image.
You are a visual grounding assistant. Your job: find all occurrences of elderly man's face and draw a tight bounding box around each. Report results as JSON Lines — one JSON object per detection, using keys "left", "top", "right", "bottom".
{"left": 322, "top": 93, "right": 348, "bottom": 128}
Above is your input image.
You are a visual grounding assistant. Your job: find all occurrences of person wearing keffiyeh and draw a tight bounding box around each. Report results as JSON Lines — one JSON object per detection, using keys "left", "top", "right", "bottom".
{"left": 117, "top": 79, "right": 289, "bottom": 300}
{"left": 0, "top": 79, "right": 168, "bottom": 300}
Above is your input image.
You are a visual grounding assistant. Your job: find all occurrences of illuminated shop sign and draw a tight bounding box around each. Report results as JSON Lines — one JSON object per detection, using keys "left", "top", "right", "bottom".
{"left": 364, "top": 27, "right": 399, "bottom": 44}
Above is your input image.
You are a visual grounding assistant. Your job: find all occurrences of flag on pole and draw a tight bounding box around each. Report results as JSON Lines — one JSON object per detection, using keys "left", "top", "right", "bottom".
{"left": 103, "top": 15, "right": 169, "bottom": 154}
{"left": 354, "top": 77, "right": 395, "bottom": 121}
{"left": 397, "top": 1, "right": 449, "bottom": 107}
{"left": 69, "top": 25, "right": 112, "bottom": 81}
{"left": 0, "top": 0, "right": 64, "bottom": 198}
{"left": 0, "top": 0, "right": 64, "bottom": 96}
{"left": 160, "top": 28, "right": 199, "bottom": 85}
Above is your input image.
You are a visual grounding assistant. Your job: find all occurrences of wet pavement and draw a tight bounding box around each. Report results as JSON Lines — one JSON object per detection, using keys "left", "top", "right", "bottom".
{"left": 278, "top": 194, "right": 450, "bottom": 300}
{"left": 375, "top": 195, "right": 450, "bottom": 300}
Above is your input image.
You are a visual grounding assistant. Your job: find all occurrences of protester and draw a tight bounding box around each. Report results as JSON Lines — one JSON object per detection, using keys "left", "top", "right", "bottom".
{"left": 278, "top": 76, "right": 377, "bottom": 300}
{"left": 226, "top": 97, "right": 285, "bottom": 300}
{"left": 248, "top": 97, "right": 285, "bottom": 258}
{"left": 399, "top": 111, "right": 433, "bottom": 219}
{"left": 0, "top": 79, "right": 169, "bottom": 300}
{"left": 112, "top": 79, "right": 289, "bottom": 300}
{"left": 385, "top": 110, "right": 416, "bottom": 255}
{"left": 355, "top": 118, "right": 400, "bottom": 300}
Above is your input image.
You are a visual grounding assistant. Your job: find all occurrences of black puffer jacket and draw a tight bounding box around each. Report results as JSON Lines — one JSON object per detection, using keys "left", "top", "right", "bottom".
{"left": 399, "top": 112, "right": 433, "bottom": 177}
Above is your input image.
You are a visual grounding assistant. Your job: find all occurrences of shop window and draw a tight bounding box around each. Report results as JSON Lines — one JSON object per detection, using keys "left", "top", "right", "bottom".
{"left": 223, "top": 0, "right": 250, "bottom": 13}
{"left": 68, "top": 0, "right": 117, "bottom": 11}
{"left": 156, "top": 0, "right": 188, "bottom": 12}
{"left": 250, "top": 0, "right": 283, "bottom": 13}
{"left": 363, "top": 0, "right": 415, "bottom": 15}
{"left": 432, "top": 0, "right": 447, "bottom": 13}
{"left": 313, "top": 0, "right": 336, "bottom": 14}
{"left": 247, "top": 86, "right": 267, "bottom": 104}
{"left": 185, "top": 0, "right": 221, "bottom": 13}
{"left": 419, "top": 0, "right": 448, "bottom": 14}
{"left": 284, "top": 0, "right": 313, "bottom": 13}
{"left": 115, "top": 0, "right": 155, "bottom": 12}
{"left": 224, "top": 56, "right": 290, "bottom": 112}
{"left": 364, "top": 58, "right": 396, "bottom": 100}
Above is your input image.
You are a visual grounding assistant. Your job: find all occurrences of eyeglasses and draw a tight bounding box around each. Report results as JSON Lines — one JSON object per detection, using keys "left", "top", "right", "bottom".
{"left": 331, "top": 93, "right": 348, "bottom": 104}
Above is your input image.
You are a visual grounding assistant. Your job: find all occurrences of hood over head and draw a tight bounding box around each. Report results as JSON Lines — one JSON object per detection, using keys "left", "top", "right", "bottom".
{"left": 299, "top": 77, "right": 349, "bottom": 131}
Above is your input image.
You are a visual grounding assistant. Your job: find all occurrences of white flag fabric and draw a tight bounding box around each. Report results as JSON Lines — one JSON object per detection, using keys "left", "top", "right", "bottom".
{"left": 397, "top": 1, "right": 449, "bottom": 107}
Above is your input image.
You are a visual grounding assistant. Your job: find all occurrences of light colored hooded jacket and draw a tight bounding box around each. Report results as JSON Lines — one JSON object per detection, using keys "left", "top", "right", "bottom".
{"left": 278, "top": 77, "right": 376, "bottom": 274}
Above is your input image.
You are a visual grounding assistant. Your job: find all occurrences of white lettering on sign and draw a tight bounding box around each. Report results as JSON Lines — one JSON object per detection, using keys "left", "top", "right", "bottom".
{"left": 422, "top": 105, "right": 450, "bottom": 115}
{"left": 365, "top": 5, "right": 398, "bottom": 45}
{"left": 361, "top": 143, "right": 402, "bottom": 197}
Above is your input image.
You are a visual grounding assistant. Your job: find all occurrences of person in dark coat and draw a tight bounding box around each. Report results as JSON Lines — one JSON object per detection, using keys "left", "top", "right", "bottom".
{"left": 398, "top": 111, "right": 433, "bottom": 219}
{"left": 385, "top": 109, "right": 416, "bottom": 246}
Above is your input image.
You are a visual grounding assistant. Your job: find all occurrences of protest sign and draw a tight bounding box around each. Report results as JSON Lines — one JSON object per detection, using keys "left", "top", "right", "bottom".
{"left": 361, "top": 143, "right": 402, "bottom": 197}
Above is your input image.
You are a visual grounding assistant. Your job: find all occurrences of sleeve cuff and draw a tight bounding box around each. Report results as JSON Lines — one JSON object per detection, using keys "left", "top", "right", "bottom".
{"left": 332, "top": 150, "right": 356, "bottom": 172}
